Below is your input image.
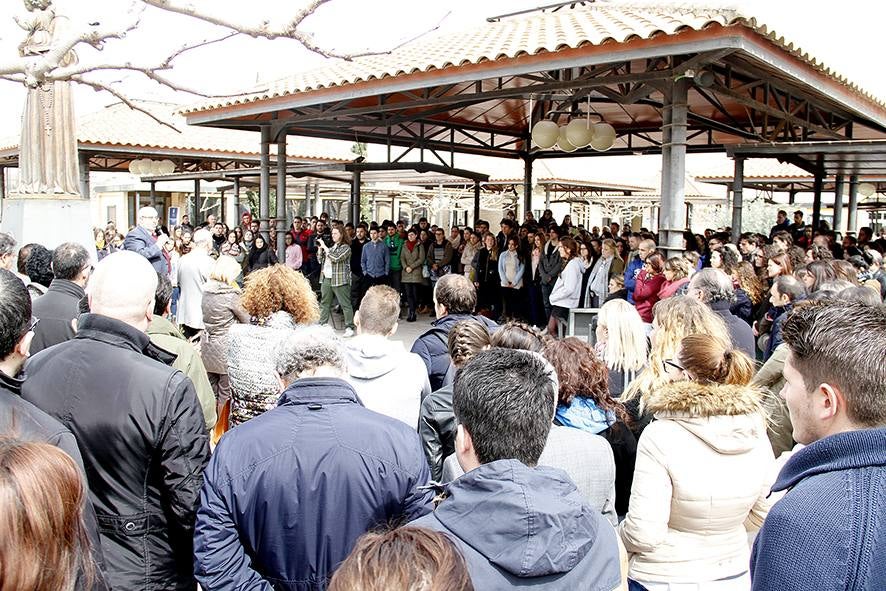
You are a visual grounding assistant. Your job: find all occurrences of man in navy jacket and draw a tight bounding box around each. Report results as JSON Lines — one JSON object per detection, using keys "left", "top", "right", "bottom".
{"left": 750, "top": 301, "right": 886, "bottom": 591}
{"left": 194, "top": 325, "right": 433, "bottom": 591}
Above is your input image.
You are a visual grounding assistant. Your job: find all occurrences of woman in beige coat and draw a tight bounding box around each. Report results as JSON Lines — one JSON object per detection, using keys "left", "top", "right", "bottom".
{"left": 619, "top": 333, "right": 777, "bottom": 591}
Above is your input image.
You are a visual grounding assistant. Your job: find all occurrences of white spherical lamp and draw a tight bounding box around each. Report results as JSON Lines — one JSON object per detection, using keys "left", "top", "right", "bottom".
{"left": 565, "top": 118, "right": 595, "bottom": 148}
{"left": 557, "top": 126, "right": 578, "bottom": 152}
{"left": 531, "top": 120, "right": 560, "bottom": 149}
{"left": 159, "top": 159, "right": 176, "bottom": 175}
{"left": 858, "top": 182, "right": 876, "bottom": 197}
{"left": 590, "top": 122, "right": 616, "bottom": 151}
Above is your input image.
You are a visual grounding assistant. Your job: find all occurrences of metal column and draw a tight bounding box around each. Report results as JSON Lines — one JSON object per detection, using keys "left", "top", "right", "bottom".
{"left": 473, "top": 181, "right": 481, "bottom": 224}
{"left": 304, "top": 183, "right": 311, "bottom": 218}
{"left": 233, "top": 178, "right": 241, "bottom": 222}
{"left": 544, "top": 186, "right": 550, "bottom": 210}
{"left": 730, "top": 157, "right": 744, "bottom": 242}
{"left": 847, "top": 175, "right": 859, "bottom": 235}
{"left": 811, "top": 159, "right": 824, "bottom": 233}
{"left": 192, "top": 179, "right": 200, "bottom": 225}
{"left": 522, "top": 156, "right": 533, "bottom": 219}
{"left": 313, "top": 183, "right": 320, "bottom": 217}
{"left": 78, "top": 151, "right": 90, "bottom": 199}
{"left": 832, "top": 174, "right": 845, "bottom": 235}
{"left": 276, "top": 133, "right": 288, "bottom": 261}
{"left": 350, "top": 170, "right": 361, "bottom": 223}
{"left": 225, "top": 181, "right": 238, "bottom": 226}
{"left": 149, "top": 181, "right": 156, "bottom": 208}
{"left": 259, "top": 126, "right": 271, "bottom": 235}
{"left": 659, "top": 78, "right": 689, "bottom": 254}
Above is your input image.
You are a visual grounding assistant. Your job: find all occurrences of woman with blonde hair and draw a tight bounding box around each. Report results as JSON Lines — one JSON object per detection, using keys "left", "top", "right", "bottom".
{"left": 227, "top": 265, "right": 320, "bottom": 427}
{"left": 595, "top": 299, "right": 648, "bottom": 398}
{"left": 623, "top": 296, "right": 731, "bottom": 436}
{"left": 0, "top": 439, "right": 95, "bottom": 591}
{"left": 659, "top": 256, "right": 692, "bottom": 299}
{"left": 201, "top": 255, "right": 251, "bottom": 438}
{"left": 619, "top": 333, "right": 775, "bottom": 590}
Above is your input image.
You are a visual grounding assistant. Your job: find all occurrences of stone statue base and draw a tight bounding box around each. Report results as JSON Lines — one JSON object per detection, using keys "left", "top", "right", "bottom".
{"left": 1, "top": 195, "right": 96, "bottom": 262}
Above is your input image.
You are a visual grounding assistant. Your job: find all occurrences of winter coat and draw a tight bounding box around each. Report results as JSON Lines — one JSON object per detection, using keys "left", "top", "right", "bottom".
{"left": 410, "top": 313, "right": 499, "bottom": 391}
{"left": 147, "top": 314, "right": 217, "bottom": 431}
{"left": 0, "top": 371, "right": 110, "bottom": 591}
{"left": 624, "top": 255, "right": 644, "bottom": 303}
{"left": 22, "top": 314, "right": 210, "bottom": 591}
{"left": 497, "top": 250, "right": 525, "bottom": 289}
{"left": 343, "top": 334, "right": 431, "bottom": 429}
{"left": 750, "top": 344, "right": 794, "bottom": 456}
{"left": 411, "top": 459, "right": 623, "bottom": 590}
{"left": 177, "top": 250, "right": 214, "bottom": 329}
{"left": 549, "top": 257, "right": 584, "bottom": 309}
{"left": 123, "top": 225, "right": 166, "bottom": 273}
{"left": 618, "top": 381, "right": 777, "bottom": 584}
{"left": 731, "top": 287, "right": 754, "bottom": 325}
{"left": 632, "top": 270, "right": 665, "bottom": 323}
{"left": 709, "top": 300, "right": 756, "bottom": 360}
{"left": 658, "top": 277, "right": 690, "bottom": 299}
{"left": 473, "top": 248, "right": 500, "bottom": 311}
{"left": 537, "top": 241, "right": 563, "bottom": 287}
{"left": 586, "top": 255, "right": 624, "bottom": 304}
{"left": 419, "top": 384, "right": 455, "bottom": 481}
{"left": 750, "top": 427, "right": 886, "bottom": 591}
{"left": 764, "top": 303, "right": 793, "bottom": 361}
{"left": 246, "top": 244, "right": 277, "bottom": 273}
{"left": 384, "top": 234, "right": 404, "bottom": 271}
{"left": 193, "top": 377, "right": 434, "bottom": 591}
{"left": 200, "top": 280, "right": 250, "bottom": 374}
{"left": 399, "top": 241, "right": 426, "bottom": 283}
{"left": 30, "top": 278, "right": 84, "bottom": 354}
{"left": 284, "top": 243, "right": 302, "bottom": 270}
{"left": 555, "top": 396, "right": 637, "bottom": 516}
{"left": 227, "top": 311, "right": 298, "bottom": 426}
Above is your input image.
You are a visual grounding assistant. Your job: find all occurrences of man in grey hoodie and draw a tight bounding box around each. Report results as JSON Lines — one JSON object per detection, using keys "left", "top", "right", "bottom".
{"left": 409, "top": 348, "right": 627, "bottom": 590}
{"left": 344, "top": 285, "right": 430, "bottom": 428}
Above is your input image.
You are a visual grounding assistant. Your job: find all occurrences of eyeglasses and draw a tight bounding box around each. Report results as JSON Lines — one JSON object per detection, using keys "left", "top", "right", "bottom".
{"left": 21, "top": 316, "right": 39, "bottom": 337}
{"left": 662, "top": 359, "right": 684, "bottom": 373}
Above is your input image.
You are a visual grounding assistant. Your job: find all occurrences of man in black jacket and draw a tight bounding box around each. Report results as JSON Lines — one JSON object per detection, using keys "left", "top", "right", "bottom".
{"left": 538, "top": 225, "right": 563, "bottom": 320}
{"left": 22, "top": 251, "right": 210, "bottom": 591}
{"left": 30, "top": 242, "right": 92, "bottom": 355}
{"left": 688, "top": 268, "right": 756, "bottom": 360}
{"left": 0, "top": 269, "right": 108, "bottom": 590}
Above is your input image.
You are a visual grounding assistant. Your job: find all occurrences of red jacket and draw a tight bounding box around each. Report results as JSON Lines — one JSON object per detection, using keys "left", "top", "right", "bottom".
{"left": 633, "top": 270, "right": 666, "bottom": 323}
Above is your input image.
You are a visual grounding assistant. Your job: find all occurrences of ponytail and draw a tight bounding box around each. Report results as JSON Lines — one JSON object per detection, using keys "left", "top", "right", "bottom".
{"left": 721, "top": 349, "right": 754, "bottom": 385}
{"left": 678, "top": 334, "right": 754, "bottom": 386}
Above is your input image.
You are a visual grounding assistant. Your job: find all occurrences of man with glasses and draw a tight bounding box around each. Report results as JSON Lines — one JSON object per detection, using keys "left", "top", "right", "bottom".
{"left": 123, "top": 206, "right": 168, "bottom": 273}
{"left": 30, "top": 242, "right": 93, "bottom": 355}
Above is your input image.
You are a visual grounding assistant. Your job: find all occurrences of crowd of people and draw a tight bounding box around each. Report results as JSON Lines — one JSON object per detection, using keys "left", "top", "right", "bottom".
{"left": 0, "top": 201, "right": 884, "bottom": 591}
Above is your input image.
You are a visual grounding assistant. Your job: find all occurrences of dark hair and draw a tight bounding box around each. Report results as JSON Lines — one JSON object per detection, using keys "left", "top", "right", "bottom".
{"left": 559, "top": 237, "right": 578, "bottom": 259}
{"left": 447, "top": 320, "right": 491, "bottom": 368}
{"left": 0, "top": 233, "right": 16, "bottom": 257}
{"left": 24, "top": 245, "right": 54, "bottom": 286}
{"left": 433, "top": 274, "right": 476, "bottom": 315}
{"left": 453, "top": 349, "right": 555, "bottom": 466}
{"left": 544, "top": 338, "right": 629, "bottom": 423}
{"left": 832, "top": 260, "right": 860, "bottom": 285}
{"left": 838, "top": 286, "right": 882, "bottom": 306}
{"left": 328, "top": 527, "right": 473, "bottom": 591}
{"left": 0, "top": 269, "right": 32, "bottom": 359}
{"left": 645, "top": 251, "right": 665, "bottom": 274}
{"left": 782, "top": 301, "right": 886, "bottom": 427}
{"left": 773, "top": 275, "right": 806, "bottom": 302}
{"left": 16, "top": 243, "right": 37, "bottom": 274}
{"left": 51, "top": 243, "right": 90, "bottom": 281}
{"left": 153, "top": 273, "right": 173, "bottom": 316}
{"left": 772, "top": 230, "right": 793, "bottom": 247}
{"left": 805, "top": 260, "right": 836, "bottom": 292}
{"left": 490, "top": 321, "right": 548, "bottom": 352}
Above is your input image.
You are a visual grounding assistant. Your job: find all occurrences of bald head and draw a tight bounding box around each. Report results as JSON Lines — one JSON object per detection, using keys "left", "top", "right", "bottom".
{"left": 137, "top": 206, "right": 159, "bottom": 232}
{"left": 87, "top": 251, "right": 157, "bottom": 331}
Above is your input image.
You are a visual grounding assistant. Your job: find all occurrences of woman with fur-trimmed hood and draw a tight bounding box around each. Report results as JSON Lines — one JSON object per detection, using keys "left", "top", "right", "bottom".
{"left": 619, "top": 333, "right": 779, "bottom": 590}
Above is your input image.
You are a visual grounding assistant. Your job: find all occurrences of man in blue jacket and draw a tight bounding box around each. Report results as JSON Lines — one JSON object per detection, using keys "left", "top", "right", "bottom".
{"left": 194, "top": 325, "right": 433, "bottom": 591}
{"left": 410, "top": 348, "right": 626, "bottom": 589}
{"left": 122, "top": 206, "right": 168, "bottom": 273}
{"left": 360, "top": 226, "right": 390, "bottom": 300}
{"left": 750, "top": 301, "right": 886, "bottom": 591}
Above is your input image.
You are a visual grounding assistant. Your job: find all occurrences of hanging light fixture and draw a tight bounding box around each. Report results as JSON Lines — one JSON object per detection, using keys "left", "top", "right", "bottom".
{"left": 858, "top": 182, "right": 876, "bottom": 197}
{"left": 565, "top": 95, "right": 596, "bottom": 148}
{"left": 531, "top": 120, "right": 560, "bottom": 149}
{"left": 557, "top": 126, "right": 578, "bottom": 152}
{"left": 590, "top": 122, "right": 616, "bottom": 151}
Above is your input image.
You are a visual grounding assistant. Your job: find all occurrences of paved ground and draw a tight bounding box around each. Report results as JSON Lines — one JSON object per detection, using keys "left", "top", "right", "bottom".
{"left": 327, "top": 307, "right": 437, "bottom": 349}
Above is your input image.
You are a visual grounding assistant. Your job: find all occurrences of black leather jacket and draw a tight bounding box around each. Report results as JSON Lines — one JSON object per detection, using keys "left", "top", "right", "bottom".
{"left": 419, "top": 384, "right": 456, "bottom": 481}
{"left": 22, "top": 314, "right": 210, "bottom": 591}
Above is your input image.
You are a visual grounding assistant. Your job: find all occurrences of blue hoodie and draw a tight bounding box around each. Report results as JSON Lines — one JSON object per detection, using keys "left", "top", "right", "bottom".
{"left": 751, "top": 428, "right": 886, "bottom": 591}
{"left": 411, "top": 459, "right": 622, "bottom": 589}
{"left": 556, "top": 396, "right": 616, "bottom": 434}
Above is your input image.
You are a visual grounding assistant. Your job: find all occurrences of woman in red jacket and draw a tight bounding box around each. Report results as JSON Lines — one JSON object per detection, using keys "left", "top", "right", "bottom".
{"left": 633, "top": 251, "right": 666, "bottom": 325}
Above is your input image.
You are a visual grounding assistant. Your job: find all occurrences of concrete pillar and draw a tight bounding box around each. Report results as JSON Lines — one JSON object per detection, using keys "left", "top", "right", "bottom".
{"left": 276, "top": 133, "right": 287, "bottom": 261}
{"left": 351, "top": 170, "right": 361, "bottom": 223}
{"left": 832, "top": 174, "right": 845, "bottom": 235}
{"left": 847, "top": 175, "right": 859, "bottom": 234}
{"left": 259, "top": 126, "right": 271, "bottom": 235}
{"left": 313, "top": 183, "right": 321, "bottom": 217}
{"left": 730, "top": 157, "right": 744, "bottom": 243}
{"left": 78, "top": 151, "right": 90, "bottom": 199}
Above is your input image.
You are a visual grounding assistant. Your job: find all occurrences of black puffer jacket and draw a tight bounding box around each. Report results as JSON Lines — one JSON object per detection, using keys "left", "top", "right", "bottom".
{"left": 22, "top": 314, "right": 211, "bottom": 591}
{"left": 410, "top": 313, "right": 498, "bottom": 391}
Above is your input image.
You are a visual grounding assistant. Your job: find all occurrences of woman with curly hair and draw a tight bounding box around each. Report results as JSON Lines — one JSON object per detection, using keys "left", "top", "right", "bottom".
{"left": 545, "top": 337, "right": 638, "bottom": 517}
{"left": 226, "top": 265, "right": 320, "bottom": 427}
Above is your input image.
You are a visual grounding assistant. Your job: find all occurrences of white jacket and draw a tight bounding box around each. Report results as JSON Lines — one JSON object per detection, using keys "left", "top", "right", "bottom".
{"left": 549, "top": 257, "right": 584, "bottom": 309}
{"left": 618, "top": 381, "right": 778, "bottom": 584}
{"left": 344, "top": 334, "right": 431, "bottom": 429}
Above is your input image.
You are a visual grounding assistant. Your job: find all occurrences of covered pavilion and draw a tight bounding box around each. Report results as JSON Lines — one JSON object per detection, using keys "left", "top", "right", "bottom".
{"left": 178, "top": 2, "right": 886, "bottom": 254}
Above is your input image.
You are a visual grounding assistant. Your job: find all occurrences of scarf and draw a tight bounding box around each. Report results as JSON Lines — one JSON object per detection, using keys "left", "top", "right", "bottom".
{"left": 405, "top": 239, "right": 417, "bottom": 252}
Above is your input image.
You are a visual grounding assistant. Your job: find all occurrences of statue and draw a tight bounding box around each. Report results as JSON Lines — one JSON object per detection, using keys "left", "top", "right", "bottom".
{"left": 15, "top": 0, "right": 80, "bottom": 196}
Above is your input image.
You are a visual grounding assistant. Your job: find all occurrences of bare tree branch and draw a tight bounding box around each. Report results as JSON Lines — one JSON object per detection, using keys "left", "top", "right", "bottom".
{"left": 71, "top": 74, "right": 182, "bottom": 133}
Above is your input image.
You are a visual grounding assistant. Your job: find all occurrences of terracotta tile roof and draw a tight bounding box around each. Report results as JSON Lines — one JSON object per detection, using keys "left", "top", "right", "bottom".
{"left": 0, "top": 101, "right": 349, "bottom": 162}
{"left": 695, "top": 160, "right": 810, "bottom": 181}
{"left": 184, "top": 3, "right": 883, "bottom": 115}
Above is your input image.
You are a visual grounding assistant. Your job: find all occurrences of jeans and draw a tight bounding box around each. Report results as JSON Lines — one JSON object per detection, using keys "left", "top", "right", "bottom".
{"left": 319, "top": 279, "right": 355, "bottom": 329}
{"left": 404, "top": 283, "right": 419, "bottom": 318}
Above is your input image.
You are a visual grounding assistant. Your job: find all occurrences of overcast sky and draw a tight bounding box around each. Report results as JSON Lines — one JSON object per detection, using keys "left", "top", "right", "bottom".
{"left": 1, "top": 0, "right": 883, "bottom": 184}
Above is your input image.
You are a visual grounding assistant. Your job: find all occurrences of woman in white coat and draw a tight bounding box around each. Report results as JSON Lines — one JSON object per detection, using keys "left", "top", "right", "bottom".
{"left": 547, "top": 236, "right": 583, "bottom": 337}
{"left": 618, "top": 333, "right": 777, "bottom": 591}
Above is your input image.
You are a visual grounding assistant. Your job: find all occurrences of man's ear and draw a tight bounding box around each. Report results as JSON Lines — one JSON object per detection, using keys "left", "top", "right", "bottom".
{"left": 353, "top": 310, "right": 361, "bottom": 329}
{"left": 275, "top": 372, "right": 286, "bottom": 393}
{"left": 15, "top": 331, "right": 35, "bottom": 358}
{"left": 817, "top": 383, "right": 844, "bottom": 422}
{"left": 387, "top": 321, "right": 398, "bottom": 337}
